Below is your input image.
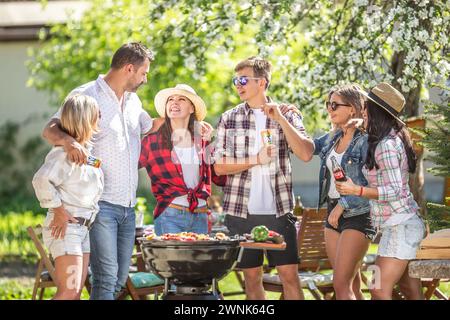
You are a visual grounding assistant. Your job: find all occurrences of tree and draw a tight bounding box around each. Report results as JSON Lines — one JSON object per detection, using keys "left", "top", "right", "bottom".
{"left": 26, "top": 0, "right": 259, "bottom": 123}
{"left": 28, "top": 0, "right": 449, "bottom": 209}
{"left": 420, "top": 92, "right": 450, "bottom": 231}
{"left": 142, "top": 0, "right": 449, "bottom": 212}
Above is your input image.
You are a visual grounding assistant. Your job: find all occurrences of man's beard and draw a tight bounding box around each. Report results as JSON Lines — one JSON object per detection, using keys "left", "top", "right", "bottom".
{"left": 129, "top": 82, "right": 143, "bottom": 92}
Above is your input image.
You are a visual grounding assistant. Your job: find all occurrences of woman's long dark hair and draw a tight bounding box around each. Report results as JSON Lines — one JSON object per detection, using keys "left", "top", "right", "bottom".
{"left": 365, "top": 99, "right": 417, "bottom": 173}
{"left": 158, "top": 98, "right": 197, "bottom": 150}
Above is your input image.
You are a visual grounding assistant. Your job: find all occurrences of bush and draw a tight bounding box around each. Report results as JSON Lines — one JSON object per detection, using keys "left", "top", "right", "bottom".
{"left": 0, "top": 211, "right": 45, "bottom": 262}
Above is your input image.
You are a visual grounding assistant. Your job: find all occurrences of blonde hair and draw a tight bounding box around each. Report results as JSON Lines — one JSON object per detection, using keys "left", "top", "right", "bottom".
{"left": 60, "top": 94, "right": 100, "bottom": 145}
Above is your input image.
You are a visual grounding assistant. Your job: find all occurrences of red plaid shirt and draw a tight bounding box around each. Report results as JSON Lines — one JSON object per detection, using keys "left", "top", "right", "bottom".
{"left": 139, "top": 132, "right": 225, "bottom": 219}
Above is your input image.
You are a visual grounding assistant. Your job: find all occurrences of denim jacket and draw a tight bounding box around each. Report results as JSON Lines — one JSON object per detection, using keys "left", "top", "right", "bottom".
{"left": 314, "top": 129, "right": 370, "bottom": 218}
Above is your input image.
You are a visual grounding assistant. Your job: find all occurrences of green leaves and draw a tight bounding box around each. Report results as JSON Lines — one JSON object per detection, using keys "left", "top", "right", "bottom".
{"left": 27, "top": 0, "right": 449, "bottom": 132}
{"left": 0, "top": 211, "right": 44, "bottom": 259}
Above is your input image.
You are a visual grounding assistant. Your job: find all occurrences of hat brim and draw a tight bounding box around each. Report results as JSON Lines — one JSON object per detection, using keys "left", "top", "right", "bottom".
{"left": 361, "top": 91, "right": 406, "bottom": 126}
{"left": 154, "top": 88, "right": 207, "bottom": 121}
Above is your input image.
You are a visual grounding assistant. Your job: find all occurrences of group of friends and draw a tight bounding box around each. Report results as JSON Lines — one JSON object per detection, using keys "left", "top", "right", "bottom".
{"left": 32, "top": 42, "right": 426, "bottom": 300}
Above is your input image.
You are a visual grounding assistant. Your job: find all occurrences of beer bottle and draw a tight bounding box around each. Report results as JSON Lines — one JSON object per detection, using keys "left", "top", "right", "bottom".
{"left": 294, "top": 195, "right": 304, "bottom": 216}
{"left": 331, "top": 155, "right": 347, "bottom": 182}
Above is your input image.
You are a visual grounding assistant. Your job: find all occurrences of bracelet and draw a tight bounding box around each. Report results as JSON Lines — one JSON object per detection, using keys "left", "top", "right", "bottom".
{"left": 358, "top": 186, "right": 364, "bottom": 197}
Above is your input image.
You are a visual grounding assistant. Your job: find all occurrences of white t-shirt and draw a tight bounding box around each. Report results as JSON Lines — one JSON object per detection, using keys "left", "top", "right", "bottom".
{"left": 326, "top": 148, "right": 345, "bottom": 199}
{"left": 171, "top": 145, "right": 207, "bottom": 207}
{"left": 247, "top": 109, "right": 276, "bottom": 215}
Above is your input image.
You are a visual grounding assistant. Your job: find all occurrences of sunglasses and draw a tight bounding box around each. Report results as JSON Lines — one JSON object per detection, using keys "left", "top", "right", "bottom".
{"left": 326, "top": 101, "right": 351, "bottom": 111}
{"left": 232, "top": 76, "right": 263, "bottom": 86}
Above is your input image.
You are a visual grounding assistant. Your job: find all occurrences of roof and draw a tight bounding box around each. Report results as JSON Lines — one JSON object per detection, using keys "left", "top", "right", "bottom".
{"left": 0, "top": 1, "right": 89, "bottom": 41}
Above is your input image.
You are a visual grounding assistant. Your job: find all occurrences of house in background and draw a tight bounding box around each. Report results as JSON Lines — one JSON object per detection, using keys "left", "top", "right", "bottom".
{"left": 0, "top": 1, "right": 89, "bottom": 137}
{"left": 0, "top": 0, "right": 445, "bottom": 207}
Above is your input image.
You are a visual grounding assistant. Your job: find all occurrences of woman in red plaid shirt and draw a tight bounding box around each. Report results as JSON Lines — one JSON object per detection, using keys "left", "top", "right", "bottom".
{"left": 139, "top": 84, "right": 224, "bottom": 235}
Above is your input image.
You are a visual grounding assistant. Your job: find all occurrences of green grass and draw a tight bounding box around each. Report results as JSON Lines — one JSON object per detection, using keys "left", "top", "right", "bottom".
{"left": 0, "top": 278, "right": 90, "bottom": 300}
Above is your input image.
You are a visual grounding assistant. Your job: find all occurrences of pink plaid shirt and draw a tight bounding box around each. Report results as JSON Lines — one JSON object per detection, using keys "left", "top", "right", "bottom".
{"left": 363, "top": 130, "right": 418, "bottom": 228}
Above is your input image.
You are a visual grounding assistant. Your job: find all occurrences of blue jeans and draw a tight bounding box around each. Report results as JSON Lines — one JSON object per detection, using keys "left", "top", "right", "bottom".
{"left": 154, "top": 206, "right": 208, "bottom": 236}
{"left": 89, "top": 201, "right": 135, "bottom": 300}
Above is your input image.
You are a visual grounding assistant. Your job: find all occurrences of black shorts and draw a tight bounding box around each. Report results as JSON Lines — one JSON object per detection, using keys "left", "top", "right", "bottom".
{"left": 224, "top": 213, "right": 300, "bottom": 269}
{"left": 325, "top": 198, "right": 376, "bottom": 240}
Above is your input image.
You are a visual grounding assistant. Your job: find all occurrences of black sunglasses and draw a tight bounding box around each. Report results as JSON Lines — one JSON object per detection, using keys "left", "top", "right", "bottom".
{"left": 232, "top": 76, "right": 263, "bottom": 86}
{"left": 326, "top": 101, "right": 351, "bottom": 111}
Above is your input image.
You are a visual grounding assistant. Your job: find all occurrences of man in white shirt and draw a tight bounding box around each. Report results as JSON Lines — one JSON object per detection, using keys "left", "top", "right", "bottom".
{"left": 42, "top": 43, "right": 157, "bottom": 300}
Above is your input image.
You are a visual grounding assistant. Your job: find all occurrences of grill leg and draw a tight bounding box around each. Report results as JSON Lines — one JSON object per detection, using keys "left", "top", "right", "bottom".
{"left": 212, "top": 278, "right": 218, "bottom": 295}
{"left": 164, "top": 278, "right": 170, "bottom": 295}
{"left": 236, "top": 247, "right": 245, "bottom": 263}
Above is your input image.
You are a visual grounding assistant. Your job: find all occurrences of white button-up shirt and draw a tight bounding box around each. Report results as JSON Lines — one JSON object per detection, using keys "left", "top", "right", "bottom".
{"left": 53, "top": 75, "right": 153, "bottom": 207}
{"left": 32, "top": 147, "right": 104, "bottom": 219}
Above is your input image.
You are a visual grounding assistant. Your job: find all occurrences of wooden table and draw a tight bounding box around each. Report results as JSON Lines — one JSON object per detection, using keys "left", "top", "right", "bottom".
{"left": 408, "top": 259, "right": 450, "bottom": 300}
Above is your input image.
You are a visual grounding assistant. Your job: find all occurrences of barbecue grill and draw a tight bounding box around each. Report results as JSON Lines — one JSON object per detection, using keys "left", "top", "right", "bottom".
{"left": 138, "top": 237, "right": 242, "bottom": 300}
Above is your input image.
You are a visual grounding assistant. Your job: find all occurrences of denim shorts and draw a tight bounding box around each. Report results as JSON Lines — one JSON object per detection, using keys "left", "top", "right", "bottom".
{"left": 325, "top": 198, "right": 376, "bottom": 240}
{"left": 42, "top": 213, "right": 90, "bottom": 259}
{"left": 378, "top": 214, "right": 426, "bottom": 260}
{"left": 154, "top": 206, "right": 208, "bottom": 235}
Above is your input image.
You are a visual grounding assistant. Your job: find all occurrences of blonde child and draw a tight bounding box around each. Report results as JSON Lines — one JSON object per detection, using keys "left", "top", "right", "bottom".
{"left": 32, "top": 94, "right": 103, "bottom": 300}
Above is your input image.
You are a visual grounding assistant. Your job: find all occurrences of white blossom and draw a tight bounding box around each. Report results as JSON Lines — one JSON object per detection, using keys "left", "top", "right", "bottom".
{"left": 184, "top": 55, "right": 196, "bottom": 70}
{"left": 173, "top": 27, "right": 184, "bottom": 38}
{"left": 355, "top": 0, "right": 369, "bottom": 7}
{"left": 418, "top": 9, "right": 428, "bottom": 19}
{"left": 240, "top": 1, "right": 252, "bottom": 11}
{"left": 409, "top": 18, "right": 419, "bottom": 28}
{"left": 431, "top": 16, "right": 442, "bottom": 26}
{"left": 416, "top": 30, "right": 430, "bottom": 42}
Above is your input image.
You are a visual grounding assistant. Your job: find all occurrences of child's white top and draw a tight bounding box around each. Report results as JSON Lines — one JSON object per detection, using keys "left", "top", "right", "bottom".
{"left": 32, "top": 146, "right": 104, "bottom": 218}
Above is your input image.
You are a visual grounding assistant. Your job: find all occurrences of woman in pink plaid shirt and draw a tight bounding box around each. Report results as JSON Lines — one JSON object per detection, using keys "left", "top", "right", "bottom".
{"left": 336, "top": 83, "right": 426, "bottom": 300}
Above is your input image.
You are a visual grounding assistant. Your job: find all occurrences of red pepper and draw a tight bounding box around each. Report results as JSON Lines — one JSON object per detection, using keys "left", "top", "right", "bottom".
{"left": 268, "top": 230, "right": 280, "bottom": 237}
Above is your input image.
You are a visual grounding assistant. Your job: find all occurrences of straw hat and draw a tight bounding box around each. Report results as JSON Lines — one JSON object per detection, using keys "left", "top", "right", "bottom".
{"left": 362, "top": 82, "right": 406, "bottom": 125}
{"left": 154, "top": 84, "right": 207, "bottom": 121}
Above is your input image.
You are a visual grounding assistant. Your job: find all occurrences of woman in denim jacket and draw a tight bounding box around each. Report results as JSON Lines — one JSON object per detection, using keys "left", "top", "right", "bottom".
{"left": 309, "top": 84, "right": 376, "bottom": 300}
{"left": 336, "top": 83, "right": 425, "bottom": 300}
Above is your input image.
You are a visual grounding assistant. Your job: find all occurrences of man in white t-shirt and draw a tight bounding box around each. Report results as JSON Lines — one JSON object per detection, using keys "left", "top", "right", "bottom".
{"left": 213, "top": 56, "right": 315, "bottom": 300}
{"left": 41, "top": 43, "right": 159, "bottom": 300}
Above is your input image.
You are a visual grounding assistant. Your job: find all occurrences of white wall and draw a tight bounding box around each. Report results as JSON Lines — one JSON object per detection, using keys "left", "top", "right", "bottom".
{"left": 0, "top": 41, "right": 54, "bottom": 142}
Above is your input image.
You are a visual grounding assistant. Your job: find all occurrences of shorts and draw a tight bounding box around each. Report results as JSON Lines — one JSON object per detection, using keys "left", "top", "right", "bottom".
{"left": 377, "top": 214, "right": 426, "bottom": 260}
{"left": 154, "top": 206, "right": 208, "bottom": 236}
{"left": 42, "top": 212, "right": 91, "bottom": 259}
{"left": 224, "top": 213, "right": 299, "bottom": 269}
{"left": 325, "top": 198, "right": 376, "bottom": 240}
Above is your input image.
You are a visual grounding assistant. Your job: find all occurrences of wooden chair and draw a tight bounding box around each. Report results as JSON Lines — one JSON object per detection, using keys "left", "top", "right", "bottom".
{"left": 116, "top": 252, "right": 165, "bottom": 300}
{"left": 27, "top": 225, "right": 91, "bottom": 300}
{"left": 262, "top": 208, "right": 335, "bottom": 300}
{"left": 116, "top": 274, "right": 165, "bottom": 300}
